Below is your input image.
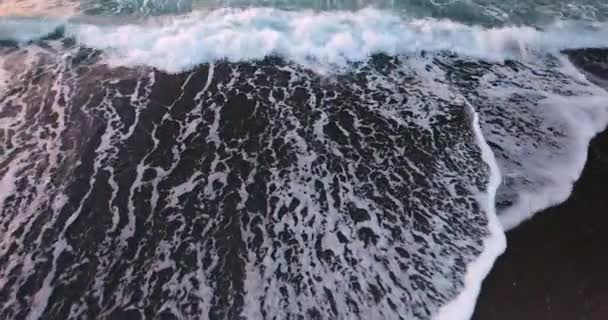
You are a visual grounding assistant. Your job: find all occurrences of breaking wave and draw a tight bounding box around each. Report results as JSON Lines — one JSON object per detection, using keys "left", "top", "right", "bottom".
{"left": 1, "top": 9, "right": 608, "bottom": 72}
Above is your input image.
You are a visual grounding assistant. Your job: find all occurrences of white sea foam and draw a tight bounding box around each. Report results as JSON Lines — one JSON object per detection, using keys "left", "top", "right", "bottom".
{"left": 2, "top": 9, "right": 607, "bottom": 73}
{"left": 434, "top": 104, "right": 506, "bottom": 320}
{"left": 0, "top": 157, "right": 23, "bottom": 219}
{"left": 68, "top": 9, "right": 608, "bottom": 72}
{"left": 0, "top": 8, "right": 589, "bottom": 72}
{"left": 0, "top": 56, "right": 8, "bottom": 97}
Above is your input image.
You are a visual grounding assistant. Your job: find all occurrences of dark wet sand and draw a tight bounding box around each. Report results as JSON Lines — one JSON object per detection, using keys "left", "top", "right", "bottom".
{"left": 472, "top": 129, "right": 608, "bottom": 320}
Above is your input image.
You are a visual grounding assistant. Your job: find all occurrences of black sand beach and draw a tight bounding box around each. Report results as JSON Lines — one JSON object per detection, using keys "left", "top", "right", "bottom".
{"left": 473, "top": 128, "right": 608, "bottom": 320}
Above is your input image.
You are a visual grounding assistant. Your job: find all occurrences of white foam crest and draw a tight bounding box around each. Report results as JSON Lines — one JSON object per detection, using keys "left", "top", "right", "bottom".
{"left": 59, "top": 8, "right": 608, "bottom": 73}
{"left": 466, "top": 55, "right": 608, "bottom": 231}
{"left": 434, "top": 104, "right": 506, "bottom": 320}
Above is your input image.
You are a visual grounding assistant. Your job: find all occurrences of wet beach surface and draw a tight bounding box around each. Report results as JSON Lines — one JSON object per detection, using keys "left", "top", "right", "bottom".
{"left": 473, "top": 48, "right": 608, "bottom": 320}
{"left": 473, "top": 128, "right": 608, "bottom": 320}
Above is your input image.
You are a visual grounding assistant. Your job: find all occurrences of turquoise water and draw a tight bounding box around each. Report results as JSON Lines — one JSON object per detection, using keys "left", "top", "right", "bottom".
{"left": 2, "top": 0, "right": 608, "bottom": 26}
{"left": 82, "top": 0, "right": 608, "bottom": 24}
{"left": 89, "top": 0, "right": 607, "bottom": 26}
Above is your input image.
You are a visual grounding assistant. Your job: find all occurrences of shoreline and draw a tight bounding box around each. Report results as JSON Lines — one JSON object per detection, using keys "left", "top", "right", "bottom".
{"left": 473, "top": 128, "right": 608, "bottom": 319}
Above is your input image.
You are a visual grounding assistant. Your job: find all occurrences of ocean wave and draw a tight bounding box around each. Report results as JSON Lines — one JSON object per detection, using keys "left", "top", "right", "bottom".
{"left": 2, "top": 9, "right": 608, "bottom": 72}
{"left": 70, "top": 9, "right": 608, "bottom": 73}
{"left": 1, "top": 6, "right": 608, "bottom": 320}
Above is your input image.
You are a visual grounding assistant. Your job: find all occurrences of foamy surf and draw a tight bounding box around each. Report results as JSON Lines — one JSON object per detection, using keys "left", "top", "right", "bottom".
{"left": 2, "top": 9, "right": 608, "bottom": 72}
{"left": 434, "top": 105, "right": 506, "bottom": 320}
{"left": 70, "top": 9, "right": 608, "bottom": 73}
{"left": 462, "top": 56, "right": 608, "bottom": 230}
{"left": 1, "top": 3, "right": 608, "bottom": 320}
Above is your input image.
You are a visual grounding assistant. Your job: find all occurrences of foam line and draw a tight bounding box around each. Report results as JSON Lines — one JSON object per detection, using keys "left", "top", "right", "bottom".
{"left": 434, "top": 104, "right": 506, "bottom": 320}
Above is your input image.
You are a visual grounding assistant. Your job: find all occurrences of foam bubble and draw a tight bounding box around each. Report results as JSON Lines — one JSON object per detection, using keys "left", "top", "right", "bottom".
{"left": 0, "top": 56, "right": 8, "bottom": 97}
